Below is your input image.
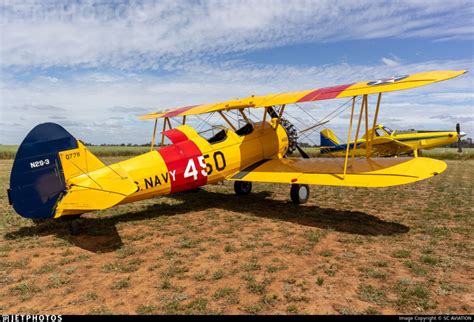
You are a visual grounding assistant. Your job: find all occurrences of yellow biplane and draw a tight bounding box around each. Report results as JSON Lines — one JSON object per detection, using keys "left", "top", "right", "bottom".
{"left": 7, "top": 70, "right": 466, "bottom": 234}
{"left": 320, "top": 123, "right": 466, "bottom": 157}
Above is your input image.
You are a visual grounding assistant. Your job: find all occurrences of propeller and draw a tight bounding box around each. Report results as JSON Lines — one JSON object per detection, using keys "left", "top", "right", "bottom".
{"left": 296, "top": 144, "right": 310, "bottom": 159}
{"left": 267, "top": 106, "right": 310, "bottom": 159}
{"left": 456, "top": 123, "right": 463, "bottom": 153}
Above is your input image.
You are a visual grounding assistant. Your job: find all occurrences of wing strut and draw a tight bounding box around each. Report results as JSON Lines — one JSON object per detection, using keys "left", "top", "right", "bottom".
{"left": 150, "top": 118, "right": 158, "bottom": 151}
{"left": 342, "top": 92, "right": 384, "bottom": 178}
{"left": 343, "top": 97, "right": 356, "bottom": 178}
{"left": 368, "top": 93, "right": 382, "bottom": 156}
{"left": 218, "top": 111, "right": 237, "bottom": 131}
{"left": 351, "top": 95, "right": 367, "bottom": 161}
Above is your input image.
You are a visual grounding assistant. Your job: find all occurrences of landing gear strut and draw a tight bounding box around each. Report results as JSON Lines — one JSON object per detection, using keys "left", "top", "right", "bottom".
{"left": 290, "top": 184, "right": 310, "bottom": 204}
{"left": 64, "top": 215, "right": 82, "bottom": 235}
{"left": 234, "top": 181, "right": 252, "bottom": 196}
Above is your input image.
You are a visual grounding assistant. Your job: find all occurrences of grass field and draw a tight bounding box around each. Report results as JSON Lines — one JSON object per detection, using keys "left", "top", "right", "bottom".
{"left": 1, "top": 144, "right": 473, "bottom": 160}
{"left": 0, "top": 157, "right": 472, "bottom": 314}
{"left": 304, "top": 147, "right": 474, "bottom": 160}
{"left": 0, "top": 145, "right": 151, "bottom": 159}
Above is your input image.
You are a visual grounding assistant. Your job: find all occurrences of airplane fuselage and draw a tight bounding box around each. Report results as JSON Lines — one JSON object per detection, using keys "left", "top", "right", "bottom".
{"left": 321, "top": 124, "right": 460, "bottom": 157}
{"left": 114, "top": 120, "right": 289, "bottom": 205}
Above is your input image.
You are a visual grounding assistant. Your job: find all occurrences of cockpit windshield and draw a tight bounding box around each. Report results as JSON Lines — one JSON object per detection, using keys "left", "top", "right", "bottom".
{"left": 375, "top": 126, "right": 392, "bottom": 137}
{"left": 382, "top": 126, "right": 393, "bottom": 135}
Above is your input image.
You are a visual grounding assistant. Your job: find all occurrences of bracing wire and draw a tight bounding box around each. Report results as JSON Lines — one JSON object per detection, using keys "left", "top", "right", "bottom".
{"left": 298, "top": 96, "right": 362, "bottom": 143}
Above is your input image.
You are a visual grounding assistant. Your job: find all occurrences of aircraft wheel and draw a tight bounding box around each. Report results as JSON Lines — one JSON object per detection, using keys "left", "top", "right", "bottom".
{"left": 234, "top": 181, "right": 252, "bottom": 196}
{"left": 290, "top": 184, "right": 310, "bottom": 204}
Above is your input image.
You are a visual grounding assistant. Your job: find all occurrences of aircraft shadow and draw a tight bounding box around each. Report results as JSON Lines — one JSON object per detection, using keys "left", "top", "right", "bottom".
{"left": 4, "top": 189, "right": 409, "bottom": 253}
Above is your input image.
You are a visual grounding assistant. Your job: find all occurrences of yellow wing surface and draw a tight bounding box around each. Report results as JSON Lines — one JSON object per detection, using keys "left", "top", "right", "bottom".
{"left": 141, "top": 70, "right": 466, "bottom": 119}
{"left": 230, "top": 157, "right": 446, "bottom": 187}
{"left": 359, "top": 137, "right": 413, "bottom": 157}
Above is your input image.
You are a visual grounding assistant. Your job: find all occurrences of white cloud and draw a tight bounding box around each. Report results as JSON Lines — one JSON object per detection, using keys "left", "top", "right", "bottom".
{"left": 0, "top": 0, "right": 473, "bottom": 70}
{"left": 0, "top": 58, "right": 472, "bottom": 144}
{"left": 381, "top": 57, "right": 400, "bottom": 67}
{"left": 0, "top": 1, "right": 472, "bottom": 145}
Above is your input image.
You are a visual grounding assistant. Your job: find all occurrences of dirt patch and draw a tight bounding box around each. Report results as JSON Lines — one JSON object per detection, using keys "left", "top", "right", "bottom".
{"left": 0, "top": 159, "right": 472, "bottom": 314}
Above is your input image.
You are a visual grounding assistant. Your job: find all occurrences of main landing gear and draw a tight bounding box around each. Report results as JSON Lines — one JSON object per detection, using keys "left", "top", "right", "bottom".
{"left": 290, "top": 184, "right": 310, "bottom": 204}
{"left": 234, "top": 181, "right": 252, "bottom": 195}
{"left": 234, "top": 181, "right": 310, "bottom": 205}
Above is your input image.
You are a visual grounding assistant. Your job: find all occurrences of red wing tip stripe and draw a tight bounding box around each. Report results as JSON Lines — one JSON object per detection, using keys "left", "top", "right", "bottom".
{"left": 297, "top": 83, "right": 354, "bottom": 103}
{"left": 163, "top": 105, "right": 199, "bottom": 118}
{"left": 163, "top": 128, "right": 189, "bottom": 144}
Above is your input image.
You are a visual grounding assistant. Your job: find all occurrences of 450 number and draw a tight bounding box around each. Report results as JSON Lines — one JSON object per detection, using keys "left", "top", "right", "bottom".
{"left": 184, "top": 151, "right": 226, "bottom": 180}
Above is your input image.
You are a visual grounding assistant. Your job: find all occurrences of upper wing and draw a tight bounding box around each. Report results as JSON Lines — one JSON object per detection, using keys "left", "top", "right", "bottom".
{"left": 141, "top": 70, "right": 466, "bottom": 119}
{"left": 230, "top": 157, "right": 446, "bottom": 187}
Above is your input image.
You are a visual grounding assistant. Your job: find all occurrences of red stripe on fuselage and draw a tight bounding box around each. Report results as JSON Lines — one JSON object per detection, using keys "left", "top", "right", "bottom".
{"left": 163, "top": 128, "right": 189, "bottom": 144}
{"left": 158, "top": 140, "right": 207, "bottom": 193}
{"left": 162, "top": 105, "right": 198, "bottom": 118}
{"left": 297, "top": 83, "right": 354, "bottom": 102}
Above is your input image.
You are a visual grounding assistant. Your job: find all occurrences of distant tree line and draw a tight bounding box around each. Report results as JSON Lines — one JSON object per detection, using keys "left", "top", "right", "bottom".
{"left": 84, "top": 142, "right": 152, "bottom": 147}
{"left": 82, "top": 137, "right": 473, "bottom": 149}
{"left": 449, "top": 138, "right": 473, "bottom": 148}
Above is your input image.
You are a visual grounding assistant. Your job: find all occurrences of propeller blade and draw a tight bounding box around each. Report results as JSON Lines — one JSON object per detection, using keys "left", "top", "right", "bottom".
{"left": 296, "top": 144, "right": 310, "bottom": 159}
{"left": 456, "top": 123, "right": 462, "bottom": 153}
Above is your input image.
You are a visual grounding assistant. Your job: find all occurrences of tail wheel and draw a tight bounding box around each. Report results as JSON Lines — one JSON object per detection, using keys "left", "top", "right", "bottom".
{"left": 234, "top": 181, "right": 252, "bottom": 196}
{"left": 64, "top": 215, "right": 82, "bottom": 235}
{"left": 290, "top": 184, "right": 310, "bottom": 204}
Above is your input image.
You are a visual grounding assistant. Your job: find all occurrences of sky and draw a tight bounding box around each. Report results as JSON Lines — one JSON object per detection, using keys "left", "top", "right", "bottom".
{"left": 0, "top": 0, "right": 473, "bottom": 145}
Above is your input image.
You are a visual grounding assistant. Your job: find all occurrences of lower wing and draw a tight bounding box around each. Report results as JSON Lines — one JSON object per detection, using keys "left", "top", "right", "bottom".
{"left": 359, "top": 137, "right": 413, "bottom": 156}
{"left": 230, "top": 157, "right": 446, "bottom": 187}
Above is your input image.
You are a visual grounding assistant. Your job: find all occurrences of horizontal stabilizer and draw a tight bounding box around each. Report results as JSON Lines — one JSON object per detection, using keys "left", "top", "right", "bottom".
{"left": 231, "top": 157, "right": 446, "bottom": 187}
{"left": 55, "top": 163, "right": 138, "bottom": 217}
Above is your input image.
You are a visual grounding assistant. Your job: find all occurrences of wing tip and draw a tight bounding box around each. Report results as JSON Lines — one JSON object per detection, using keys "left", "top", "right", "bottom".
{"left": 139, "top": 113, "right": 159, "bottom": 120}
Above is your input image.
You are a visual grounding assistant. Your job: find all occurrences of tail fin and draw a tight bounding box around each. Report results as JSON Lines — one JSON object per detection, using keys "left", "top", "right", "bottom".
{"left": 320, "top": 129, "right": 340, "bottom": 147}
{"left": 9, "top": 123, "right": 107, "bottom": 219}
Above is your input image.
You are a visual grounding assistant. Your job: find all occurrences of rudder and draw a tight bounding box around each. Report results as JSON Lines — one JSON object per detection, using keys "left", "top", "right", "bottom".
{"left": 320, "top": 128, "right": 340, "bottom": 147}
{"left": 8, "top": 123, "right": 105, "bottom": 219}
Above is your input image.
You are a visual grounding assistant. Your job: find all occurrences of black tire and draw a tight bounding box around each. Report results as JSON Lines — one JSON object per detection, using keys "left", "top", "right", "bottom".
{"left": 234, "top": 181, "right": 252, "bottom": 196}
{"left": 290, "top": 184, "right": 310, "bottom": 204}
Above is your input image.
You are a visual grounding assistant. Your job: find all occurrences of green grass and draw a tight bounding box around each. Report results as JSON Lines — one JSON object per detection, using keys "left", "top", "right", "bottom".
{"left": 358, "top": 284, "right": 387, "bottom": 305}
{"left": 1, "top": 144, "right": 472, "bottom": 160}
{"left": 303, "top": 147, "right": 474, "bottom": 160}
{"left": 213, "top": 287, "right": 240, "bottom": 305}
{"left": 9, "top": 283, "right": 41, "bottom": 301}
{"left": 0, "top": 144, "right": 151, "bottom": 159}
